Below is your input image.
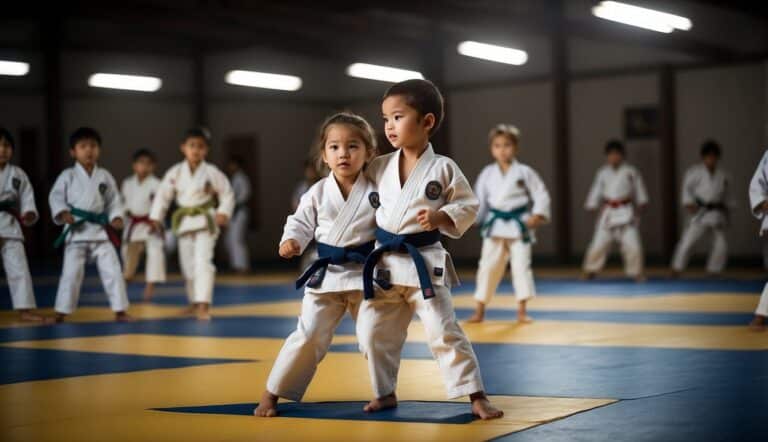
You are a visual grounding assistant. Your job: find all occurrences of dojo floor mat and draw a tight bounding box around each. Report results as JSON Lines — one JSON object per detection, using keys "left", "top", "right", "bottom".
{"left": 0, "top": 273, "right": 765, "bottom": 441}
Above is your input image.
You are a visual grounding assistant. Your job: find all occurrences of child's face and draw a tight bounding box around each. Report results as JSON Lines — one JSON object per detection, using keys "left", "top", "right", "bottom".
{"left": 71, "top": 138, "right": 100, "bottom": 167}
{"left": 322, "top": 124, "right": 369, "bottom": 180}
{"left": 133, "top": 156, "right": 155, "bottom": 177}
{"left": 702, "top": 153, "right": 719, "bottom": 169}
{"left": 0, "top": 138, "right": 12, "bottom": 166}
{"left": 180, "top": 136, "right": 208, "bottom": 165}
{"left": 382, "top": 95, "right": 434, "bottom": 149}
{"left": 606, "top": 150, "right": 624, "bottom": 167}
{"left": 490, "top": 134, "right": 517, "bottom": 165}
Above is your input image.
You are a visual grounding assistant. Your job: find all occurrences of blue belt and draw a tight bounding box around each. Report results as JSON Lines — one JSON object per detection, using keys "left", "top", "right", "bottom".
{"left": 480, "top": 206, "right": 530, "bottom": 242}
{"left": 362, "top": 228, "right": 441, "bottom": 300}
{"left": 295, "top": 240, "right": 375, "bottom": 289}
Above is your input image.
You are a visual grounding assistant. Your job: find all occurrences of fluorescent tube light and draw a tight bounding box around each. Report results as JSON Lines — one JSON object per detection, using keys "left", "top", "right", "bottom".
{"left": 88, "top": 73, "right": 162, "bottom": 92}
{"left": 592, "top": 1, "right": 692, "bottom": 33}
{"left": 0, "top": 60, "right": 30, "bottom": 76}
{"left": 225, "top": 70, "right": 302, "bottom": 91}
{"left": 346, "top": 63, "right": 424, "bottom": 83}
{"left": 457, "top": 41, "right": 528, "bottom": 65}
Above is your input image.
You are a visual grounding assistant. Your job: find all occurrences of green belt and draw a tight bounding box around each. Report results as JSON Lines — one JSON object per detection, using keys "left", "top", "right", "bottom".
{"left": 480, "top": 206, "right": 530, "bottom": 243}
{"left": 53, "top": 206, "right": 115, "bottom": 248}
{"left": 171, "top": 200, "right": 216, "bottom": 234}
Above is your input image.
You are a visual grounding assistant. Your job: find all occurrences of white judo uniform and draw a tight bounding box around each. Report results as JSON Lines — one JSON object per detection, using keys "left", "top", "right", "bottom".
{"left": 749, "top": 150, "right": 768, "bottom": 318}
{"left": 583, "top": 162, "right": 649, "bottom": 277}
{"left": 50, "top": 163, "right": 128, "bottom": 314}
{"left": 671, "top": 164, "right": 732, "bottom": 274}
{"left": 0, "top": 164, "right": 38, "bottom": 310}
{"left": 267, "top": 172, "right": 377, "bottom": 401}
{"left": 224, "top": 170, "right": 251, "bottom": 272}
{"left": 149, "top": 160, "right": 234, "bottom": 305}
{"left": 473, "top": 161, "right": 551, "bottom": 304}
{"left": 357, "top": 144, "right": 485, "bottom": 399}
{"left": 121, "top": 174, "right": 166, "bottom": 283}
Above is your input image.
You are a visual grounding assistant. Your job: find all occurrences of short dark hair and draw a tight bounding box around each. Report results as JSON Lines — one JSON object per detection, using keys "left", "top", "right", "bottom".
{"left": 69, "top": 127, "right": 102, "bottom": 149}
{"left": 700, "top": 139, "right": 721, "bottom": 158}
{"left": 183, "top": 127, "right": 212, "bottom": 145}
{"left": 0, "top": 128, "right": 14, "bottom": 150}
{"left": 604, "top": 139, "right": 625, "bottom": 155}
{"left": 383, "top": 79, "right": 444, "bottom": 136}
{"left": 132, "top": 148, "right": 156, "bottom": 162}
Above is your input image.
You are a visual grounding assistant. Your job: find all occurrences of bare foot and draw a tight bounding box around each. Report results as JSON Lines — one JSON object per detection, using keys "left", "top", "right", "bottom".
{"left": 363, "top": 393, "right": 397, "bottom": 412}
{"left": 18, "top": 310, "right": 45, "bottom": 322}
{"left": 748, "top": 316, "right": 766, "bottom": 332}
{"left": 580, "top": 272, "right": 596, "bottom": 281}
{"left": 195, "top": 303, "right": 211, "bottom": 321}
{"left": 470, "top": 393, "right": 503, "bottom": 420}
{"left": 115, "top": 311, "right": 135, "bottom": 322}
{"left": 54, "top": 313, "right": 67, "bottom": 323}
{"left": 180, "top": 305, "right": 196, "bottom": 316}
{"left": 143, "top": 283, "right": 155, "bottom": 302}
{"left": 517, "top": 314, "right": 534, "bottom": 324}
{"left": 253, "top": 391, "right": 279, "bottom": 417}
{"left": 466, "top": 303, "right": 485, "bottom": 323}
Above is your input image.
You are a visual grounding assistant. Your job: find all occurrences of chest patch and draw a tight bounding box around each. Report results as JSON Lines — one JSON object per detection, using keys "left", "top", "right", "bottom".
{"left": 516, "top": 179, "right": 525, "bottom": 188}
{"left": 425, "top": 181, "right": 442, "bottom": 200}
{"left": 11, "top": 178, "right": 20, "bottom": 191}
{"left": 98, "top": 182, "right": 108, "bottom": 195}
{"left": 368, "top": 191, "right": 380, "bottom": 209}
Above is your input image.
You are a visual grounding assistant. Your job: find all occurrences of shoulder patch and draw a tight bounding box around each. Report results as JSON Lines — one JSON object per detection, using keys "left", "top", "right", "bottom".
{"left": 11, "top": 177, "right": 21, "bottom": 190}
{"left": 368, "top": 191, "right": 380, "bottom": 209}
{"left": 425, "top": 181, "right": 442, "bottom": 200}
{"left": 98, "top": 182, "right": 108, "bottom": 194}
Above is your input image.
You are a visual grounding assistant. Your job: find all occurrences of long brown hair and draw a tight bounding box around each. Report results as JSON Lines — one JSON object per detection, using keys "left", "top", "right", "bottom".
{"left": 312, "top": 112, "right": 378, "bottom": 173}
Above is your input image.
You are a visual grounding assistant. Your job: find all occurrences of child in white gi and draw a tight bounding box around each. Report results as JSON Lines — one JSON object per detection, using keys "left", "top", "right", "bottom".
{"left": 582, "top": 140, "right": 649, "bottom": 282}
{"left": 469, "top": 124, "right": 550, "bottom": 324}
{"left": 749, "top": 149, "right": 768, "bottom": 332}
{"left": 254, "top": 112, "right": 379, "bottom": 417}
{"left": 50, "top": 127, "right": 130, "bottom": 322}
{"left": 149, "top": 128, "right": 234, "bottom": 320}
{"left": 671, "top": 140, "right": 732, "bottom": 276}
{"left": 0, "top": 128, "right": 44, "bottom": 321}
{"left": 224, "top": 156, "right": 252, "bottom": 273}
{"left": 121, "top": 149, "right": 166, "bottom": 300}
{"left": 358, "top": 79, "right": 503, "bottom": 420}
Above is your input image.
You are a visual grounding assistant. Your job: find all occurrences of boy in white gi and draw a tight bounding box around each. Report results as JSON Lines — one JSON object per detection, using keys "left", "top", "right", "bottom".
{"left": 149, "top": 128, "right": 234, "bottom": 321}
{"left": 121, "top": 149, "right": 166, "bottom": 301}
{"left": 671, "top": 140, "right": 732, "bottom": 276}
{"left": 748, "top": 149, "right": 768, "bottom": 332}
{"left": 224, "top": 156, "right": 251, "bottom": 273}
{"left": 254, "top": 112, "right": 378, "bottom": 417}
{"left": 582, "top": 140, "right": 649, "bottom": 282}
{"left": 468, "top": 124, "right": 550, "bottom": 324}
{"left": 358, "top": 79, "right": 503, "bottom": 420}
{"left": 0, "top": 128, "right": 44, "bottom": 321}
{"left": 50, "top": 127, "right": 130, "bottom": 322}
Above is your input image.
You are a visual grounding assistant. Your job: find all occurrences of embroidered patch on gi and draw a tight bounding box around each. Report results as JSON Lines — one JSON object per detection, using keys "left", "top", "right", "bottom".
{"left": 11, "top": 178, "right": 20, "bottom": 190}
{"left": 204, "top": 180, "right": 213, "bottom": 194}
{"left": 98, "top": 183, "right": 108, "bottom": 194}
{"left": 517, "top": 179, "right": 525, "bottom": 188}
{"left": 368, "top": 191, "right": 380, "bottom": 209}
{"left": 149, "top": 193, "right": 155, "bottom": 202}
{"left": 425, "top": 181, "right": 442, "bottom": 200}
{"left": 433, "top": 267, "right": 444, "bottom": 277}
{"left": 375, "top": 268, "right": 390, "bottom": 283}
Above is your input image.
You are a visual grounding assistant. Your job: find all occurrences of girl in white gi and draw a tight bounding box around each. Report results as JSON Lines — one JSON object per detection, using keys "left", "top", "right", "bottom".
{"left": 149, "top": 128, "right": 234, "bottom": 321}
{"left": 582, "top": 140, "right": 649, "bottom": 282}
{"left": 0, "top": 128, "right": 44, "bottom": 322}
{"left": 254, "top": 112, "right": 379, "bottom": 417}
{"left": 121, "top": 149, "right": 165, "bottom": 301}
{"left": 224, "top": 156, "right": 251, "bottom": 273}
{"left": 671, "top": 141, "right": 732, "bottom": 276}
{"left": 358, "top": 79, "right": 503, "bottom": 420}
{"left": 50, "top": 127, "right": 130, "bottom": 322}
{"left": 748, "top": 149, "right": 768, "bottom": 332}
{"left": 468, "top": 124, "right": 550, "bottom": 324}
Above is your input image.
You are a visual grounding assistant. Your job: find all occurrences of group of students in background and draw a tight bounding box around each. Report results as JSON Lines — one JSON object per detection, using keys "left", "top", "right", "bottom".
{"left": 0, "top": 77, "right": 767, "bottom": 419}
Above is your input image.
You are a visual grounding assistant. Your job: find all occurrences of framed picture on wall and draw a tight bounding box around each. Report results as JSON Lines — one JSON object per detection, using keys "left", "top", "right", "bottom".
{"left": 624, "top": 106, "right": 658, "bottom": 139}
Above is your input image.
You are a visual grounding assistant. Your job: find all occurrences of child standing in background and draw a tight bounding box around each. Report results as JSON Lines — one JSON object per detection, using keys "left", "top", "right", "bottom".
{"left": 469, "top": 124, "right": 551, "bottom": 324}
{"left": 224, "top": 156, "right": 252, "bottom": 274}
{"left": 748, "top": 149, "right": 768, "bottom": 332}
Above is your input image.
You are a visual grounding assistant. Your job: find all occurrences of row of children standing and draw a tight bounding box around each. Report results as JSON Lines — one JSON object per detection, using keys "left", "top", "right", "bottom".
{"left": 0, "top": 125, "right": 246, "bottom": 322}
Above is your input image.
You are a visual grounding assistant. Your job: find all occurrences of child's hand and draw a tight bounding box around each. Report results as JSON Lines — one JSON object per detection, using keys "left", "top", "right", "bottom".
{"left": 59, "top": 211, "right": 75, "bottom": 225}
{"left": 416, "top": 209, "right": 453, "bottom": 231}
{"left": 761, "top": 200, "right": 768, "bottom": 213}
{"left": 279, "top": 239, "right": 301, "bottom": 259}
{"left": 526, "top": 214, "right": 545, "bottom": 229}
{"left": 21, "top": 212, "right": 37, "bottom": 226}
{"left": 111, "top": 218, "right": 124, "bottom": 231}
{"left": 215, "top": 213, "right": 229, "bottom": 227}
{"left": 685, "top": 204, "right": 698, "bottom": 214}
{"left": 148, "top": 220, "right": 162, "bottom": 233}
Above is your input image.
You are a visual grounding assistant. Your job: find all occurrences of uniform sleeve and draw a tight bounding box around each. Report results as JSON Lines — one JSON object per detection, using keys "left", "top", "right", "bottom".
{"left": 749, "top": 151, "right": 768, "bottom": 218}
{"left": 212, "top": 167, "right": 235, "bottom": 218}
{"left": 280, "top": 183, "right": 318, "bottom": 253}
{"left": 149, "top": 167, "right": 176, "bottom": 222}
{"left": 17, "top": 169, "right": 38, "bottom": 225}
{"left": 104, "top": 172, "right": 123, "bottom": 222}
{"left": 680, "top": 167, "right": 696, "bottom": 207}
{"left": 526, "top": 166, "right": 551, "bottom": 221}
{"left": 473, "top": 167, "right": 489, "bottom": 226}
{"left": 438, "top": 159, "right": 479, "bottom": 239}
{"left": 584, "top": 169, "right": 603, "bottom": 210}
{"left": 48, "top": 171, "right": 69, "bottom": 225}
{"left": 633, "top": 169, "right": 649, "bottom": 206}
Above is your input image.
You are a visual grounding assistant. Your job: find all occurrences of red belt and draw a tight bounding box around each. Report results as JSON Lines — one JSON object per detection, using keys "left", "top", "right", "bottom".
{"left": 126, "top": 214, "right": 158, "bottom": 241}
{"left": 604, "top": 198, "right": 633, "bottom": 209}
